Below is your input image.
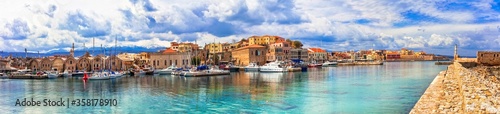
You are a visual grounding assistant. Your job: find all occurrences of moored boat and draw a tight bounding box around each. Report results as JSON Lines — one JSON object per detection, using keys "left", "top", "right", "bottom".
{"left": 322, "top": 61, "right": 338, "bottom": 67}
{"left": 260, "top": 61, "right": 286, "bottom": 72}
{"left": 244, "top": 62, "right": 260, "bottom": 72}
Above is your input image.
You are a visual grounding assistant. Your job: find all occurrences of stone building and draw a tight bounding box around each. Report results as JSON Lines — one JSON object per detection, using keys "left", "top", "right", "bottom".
{"left": 105, "top": 55, "right": 125, "bottom": 71}
{"left": 76, "top": 52, "right": 92, "bottom": 71}
{"left": 267, "top": 41, "right": 291, "bottom": 62}
{"left": 28, "top": 59, "right": 41, "bottom": 71}
{"left": 477, "top": 51, "right": 500, "bottom": 66}
{"left": 232, "top": 45, "right": 267, "bottom": 66}
{"left": 52, "top": 58, "right": 65, "bottom": 72}
{"left": 290, "top": 48, "right": 309, "bottom": 61}
{"left": 92, "top": 55, "right": 106, "bottom": 71}
{"left": 149, "top": 48, "right": 192, "bottom": 68}
{"left": 308, "top": 48, "right": 327, "bottom": 63}
{"left": 40, "top": 57, "right": 53, "bottom": 71}
{"left": 64, "top": 56, "right": 77, "bottom": 72}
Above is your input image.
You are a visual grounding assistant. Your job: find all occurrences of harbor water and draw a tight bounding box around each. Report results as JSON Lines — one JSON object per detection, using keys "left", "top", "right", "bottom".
{"left": 0, "top": 62, "right": 446, "bottom": 113}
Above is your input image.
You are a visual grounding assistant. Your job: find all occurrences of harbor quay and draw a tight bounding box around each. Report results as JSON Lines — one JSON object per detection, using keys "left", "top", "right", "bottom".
{"left": 411, "top": 54, "right": 500, "bottom": 113}
{"left": 0, "top": 35, "right": 450, "bottom": 78}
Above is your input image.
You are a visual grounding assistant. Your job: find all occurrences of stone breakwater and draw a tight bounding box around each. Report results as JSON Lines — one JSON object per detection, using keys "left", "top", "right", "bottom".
{"left": 410, "top": 62, "right": 500, "bottom": 113}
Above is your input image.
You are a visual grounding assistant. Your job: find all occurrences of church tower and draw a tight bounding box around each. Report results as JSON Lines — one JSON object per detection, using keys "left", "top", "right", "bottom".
{"left": 70, "top": 43, "right": 75, "bottom": 57}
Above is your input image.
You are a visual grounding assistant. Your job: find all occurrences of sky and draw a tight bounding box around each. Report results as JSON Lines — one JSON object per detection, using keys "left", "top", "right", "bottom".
{"left": 0, "top": 0, "right": 499, "bottom": 56}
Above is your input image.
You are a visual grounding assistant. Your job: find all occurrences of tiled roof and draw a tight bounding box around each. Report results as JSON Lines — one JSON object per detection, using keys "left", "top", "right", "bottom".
{"left": 162, "top": 48, "right": 177, "bottom": 54}
{"left": 308, "top": 48, "right": 326, "bottom": 53}
{"left": 234, "top": 45, "right": 266, "bottom": 51}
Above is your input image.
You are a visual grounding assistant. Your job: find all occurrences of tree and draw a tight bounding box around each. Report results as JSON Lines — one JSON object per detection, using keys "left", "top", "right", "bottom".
{"left": 191, "top": 57, "right": 201, "bottom": 65}
{"left": 292, "top": 41, "right": 303, "bottom": 48}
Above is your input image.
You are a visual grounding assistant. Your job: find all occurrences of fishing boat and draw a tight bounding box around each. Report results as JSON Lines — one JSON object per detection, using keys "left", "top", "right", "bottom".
{"left": 244, "top": 62, "right": 260, "bottom": 72}
{"left": 260, "top": 61, "right": 287, "bottom": 72}
{"left": 322, "top": 61, "right": 338, "bottom": 67}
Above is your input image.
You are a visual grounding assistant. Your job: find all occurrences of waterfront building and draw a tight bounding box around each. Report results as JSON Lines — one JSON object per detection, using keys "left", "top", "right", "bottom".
{"left": 248, "top": 35, "right": 285, "bottom": 45}
{"left": 91, "top": 55, "right": 106, "bottom": 71}
{"left": 0, "top": 58, "right": 17, "bottom": 72}
{"left": 64, "top": 56, "right": 77, "bottom": 72}
{"left": 385, "top": 51, "right": 401, "bottom": 60}
{"left": 149, "top": 48, "right": 192, "bottom": 68}
{"left": 308, "top": 48, "right": 327, "bottom": 63}
{"left": 28, "top": 59, "right": 41, "bottom": 71}
{"left": 205, "top": 43, "right": 224, "bottom": 54}
{"left": 170, "top": 42, "right": 199, "bottom": 53}
{"left": 105, "top": 55, "right": 125, "bottom": 71}
{"left": 477, "top": 51, "right": 500, "bottom": 66}
{"left": 290, "top": 48, "right": 309, "bottom": 62}
{"left": 136, "top": 52, "right": 150, "bottom": 67}
{"left": 76, "top": 52, "right": 92, "bottom": 71}
{"left": 232, "top": 45, "right": 267, "bottom": 66}
{"left": 267, "top": 41, "right": 291, "bottom": 62}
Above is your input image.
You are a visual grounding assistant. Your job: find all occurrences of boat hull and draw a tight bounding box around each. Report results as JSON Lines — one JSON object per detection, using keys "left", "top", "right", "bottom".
{"left": 244, "top": 67, "right": 259, "bottom": 72}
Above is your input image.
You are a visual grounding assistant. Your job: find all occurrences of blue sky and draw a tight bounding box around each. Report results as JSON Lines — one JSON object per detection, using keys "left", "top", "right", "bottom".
{"left": 0, "top": 0, "right": 499, "bottom": 56}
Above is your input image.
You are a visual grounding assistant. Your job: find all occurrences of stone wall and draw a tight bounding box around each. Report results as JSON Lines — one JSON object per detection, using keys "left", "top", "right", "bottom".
{"left": 477, "top": 51, "right": 500, "bottom": 66}
{"left": 410, "top": 62, "right": 500, "bottom": 113}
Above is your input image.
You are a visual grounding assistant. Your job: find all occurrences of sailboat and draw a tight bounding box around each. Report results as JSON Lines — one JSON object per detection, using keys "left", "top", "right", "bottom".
{"left": 89, "top": 41, "right": 110, "bottom": 80}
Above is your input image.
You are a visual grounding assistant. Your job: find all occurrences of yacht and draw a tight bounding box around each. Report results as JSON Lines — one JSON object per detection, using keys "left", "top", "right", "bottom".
{"left": 110, "top": 71, "right": 123, "bottom": 78}
{"left": 244, "top": 62, "right": 260, "bottom": 72}
{"left": 155, "top": 64, "right": 179, "bottom": 75}
{"left": 322, "top": 61, "right": 338, "bottom": 67}
{"left": 260, "top": 61, "right": 286, "bottom": 72}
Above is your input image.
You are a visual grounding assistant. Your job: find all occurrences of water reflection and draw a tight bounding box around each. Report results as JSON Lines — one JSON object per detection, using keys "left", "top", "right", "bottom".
{"left": 0, "top": 62, "right": 447, "bottom": 113}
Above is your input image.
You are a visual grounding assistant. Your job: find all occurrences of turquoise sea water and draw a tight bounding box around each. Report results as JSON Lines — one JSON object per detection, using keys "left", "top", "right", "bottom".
{"left": 0, "top": 62, "right": 446, "bottom": 113}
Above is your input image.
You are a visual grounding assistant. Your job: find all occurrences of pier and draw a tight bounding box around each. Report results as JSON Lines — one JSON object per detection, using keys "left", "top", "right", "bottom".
{"left": 410, "top": 60, "right": 500, "bottom": 113}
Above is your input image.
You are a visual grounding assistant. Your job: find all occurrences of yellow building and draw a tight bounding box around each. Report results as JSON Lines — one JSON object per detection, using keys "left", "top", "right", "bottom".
{"left": 171, "top": 42, "right": 199, "bottom": 53}
{"left": 248, "top": 35, "right": 286, "bottom": 45}
{"left": 205, "top": 43, "right": 224, "bottom": 54}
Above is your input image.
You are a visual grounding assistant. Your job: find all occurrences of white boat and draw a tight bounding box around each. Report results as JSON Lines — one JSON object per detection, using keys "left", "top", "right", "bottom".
{"left": 260, "top": 61, "right": 287, "bottom": 72}
{"left": 47, "top": 71, "right": 59, "bottom": 79}
{"left": 110, "top": 71, "right": 123, "bottom": 78}
{"left": 183, "top": 68, "right": 230, "bottom": 77}
{"left": 62, "top": 70, "right": 72, "bottom": 77}
{"left": 0, "top": 73, "right": 8, "bottom": 79}
{"left": 89, "top": 72, "right": 110, "bottom": 80}
{"left": 155, "top": 65, "right": 178, "bottom": 75}
{"left": 244, "top": 62, "right": 260, "bottom": 72}
{"left": 322, "top": 61, "right": 338, "bottom": 67}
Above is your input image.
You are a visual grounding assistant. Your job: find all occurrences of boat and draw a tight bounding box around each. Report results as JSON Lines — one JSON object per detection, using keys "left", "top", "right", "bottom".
{"left": 109, "top": 71, "right": 123, "bottom": 79}
{"left": 134, "top": 69, "right": 146, "bottom": 76}
{"left": 155, "top": 64, "right": 179, "bottom": 75}
{"left": 322, "top": 61, "right": 338, "bottom": 67}
{"left": 89, "top": 72, "right": 110, "bottom": 80}
{"left": 47, "top": 71, "right": 59, "bottom": 79}
{"left": 62, "top": 70, "right": 72, "bottom": 77}
{"left": 72, "top": 70, "right": 87, "bottom": 77}
{"left": 183, "top": 67, "right": 230, "bottom": 77}
{"left": 0, "top": 73, "right": 8, "bottom": 79}
{"left": 244, "top": 62, "right": 260, "bottom": 72}
{"left": 260, "top": 61, "right": 287, "bottom": 72}
{"left": 143, "top": 67, "right": 154, "bottom": 75}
